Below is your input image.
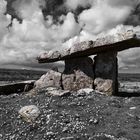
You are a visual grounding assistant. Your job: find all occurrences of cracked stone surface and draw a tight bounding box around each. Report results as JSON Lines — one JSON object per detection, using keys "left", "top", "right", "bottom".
{"left": 35, "top": 70, "right": 62, "bottom": 89}
{"left": 62, "top": 57, "right": 94, "bottom": 91}
{"left": 94, "top": 52, "right": 118, "bottom": 95}
{"left": 37, "top": 29, "right": 140, "bottom": 63}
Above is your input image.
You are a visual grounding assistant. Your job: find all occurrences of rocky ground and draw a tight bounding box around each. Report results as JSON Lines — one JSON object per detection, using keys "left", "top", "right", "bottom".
{"left": 0, "top": 87, "right": 140, "bottom": 140}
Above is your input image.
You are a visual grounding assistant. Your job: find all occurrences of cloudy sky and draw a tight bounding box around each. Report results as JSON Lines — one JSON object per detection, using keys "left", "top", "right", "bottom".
{"left": 0, "top": 0, "right": 140, "bottom": 72}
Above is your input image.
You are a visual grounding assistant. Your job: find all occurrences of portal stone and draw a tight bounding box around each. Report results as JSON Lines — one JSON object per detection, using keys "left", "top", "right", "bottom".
{"left": 94, "top": 51, "right": 118, "bottom": 95}
{"left": 62, "top": 57, "right": 94, "bottom": 91}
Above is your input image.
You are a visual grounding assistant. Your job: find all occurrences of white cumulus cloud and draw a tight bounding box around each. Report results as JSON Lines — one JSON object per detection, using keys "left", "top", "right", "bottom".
{"left": 0, "top": 0, "right": 81, "bottom": 67}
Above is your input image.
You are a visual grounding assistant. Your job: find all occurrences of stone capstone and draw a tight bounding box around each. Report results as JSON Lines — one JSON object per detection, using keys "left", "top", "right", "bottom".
{"left": 37, "top": 51, "right": 61, "bottom": 63}
{"left": 37, "top": 29, "right": 140, "bottom": 63}
{"left": 19, "top": 105, "right": 40, "bottom": 122}
{"left": 35, "top": 70, "right": 62, "bottom": 89}
{"left": 62, "top": 57, "right": 94, "bottom": 91}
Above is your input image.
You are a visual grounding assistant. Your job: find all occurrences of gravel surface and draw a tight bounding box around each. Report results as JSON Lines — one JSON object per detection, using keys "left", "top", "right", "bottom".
{"left": 0, "top": 88, "right": 140, "bottom": 140}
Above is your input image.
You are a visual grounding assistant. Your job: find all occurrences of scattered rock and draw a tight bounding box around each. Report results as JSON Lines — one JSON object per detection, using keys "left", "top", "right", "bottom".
{"left": 89, "top": 117, "right": 99, "bottom": 124}
{"left": 46, "top": 131, "right": 56, "bottom": 139}
{"left": 1, "top": 81, "right": 140, "bottom": 139}
{"left": 130, "top": 107, "right": 136, "bottom": 110}
{"left": 89, "top": 134, "right": 128, "bottom": 140}
{"left": 46, "top": 87, "right": 71, "bottom": 97}
{"left": 77, "top": 88, "right": 94, "bottom": 96}
{"left": 60, "top": 137, "right": 74, "bottom": 140}
{"left": 25, "top": 88, "right": 38, "bottom": 97}
{"left": 94, "top": 78, "right": 113, "bottom": 95}
{"left": 19, "top": 105, "right": 40, "bottom": 123}
{"left": 108, "top": 99, "right": 121, "bottom": 108}
{"left": 62, "top": 127, "right": 69, "bottom": 133}
{"left": 46, "top": 87, "right": 59, "bottom": 93}
{"left": 35, "top": 70, "right": 62, "bottom": 89}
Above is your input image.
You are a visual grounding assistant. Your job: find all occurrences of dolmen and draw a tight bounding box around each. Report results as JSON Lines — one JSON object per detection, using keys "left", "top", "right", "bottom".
{"left": 36, "top": 29, "right": 140, "bottom": 95}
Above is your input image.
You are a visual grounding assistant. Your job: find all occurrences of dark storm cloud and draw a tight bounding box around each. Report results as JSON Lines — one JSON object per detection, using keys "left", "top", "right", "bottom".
{"left": 125, "top": 3, "right": 140, "bottom": 26}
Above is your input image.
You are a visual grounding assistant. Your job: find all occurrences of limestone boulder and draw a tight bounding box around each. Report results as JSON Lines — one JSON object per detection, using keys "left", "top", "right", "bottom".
{"left": 19, "top": 105, "right": 40, "bottom": 123}
{"left": 94, "top": 78, "right": 113, "bottom": 95}
{"left": 35, "top": 70, "right": 62, "bottom": 89}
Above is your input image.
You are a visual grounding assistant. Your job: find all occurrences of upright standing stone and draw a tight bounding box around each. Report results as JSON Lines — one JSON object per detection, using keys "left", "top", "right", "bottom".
{"left": 62, "top": 57, "right": 94, "bottom": 91}
{"left": 94, "top": 51, "right": 118, "bottom": 95}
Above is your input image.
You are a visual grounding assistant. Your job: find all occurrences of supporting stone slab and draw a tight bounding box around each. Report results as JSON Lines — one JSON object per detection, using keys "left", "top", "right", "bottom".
{"left": 94, "top": 51, "right": 118, "bottom": 95}
{"left": 62, "top": 57, "right": 94, "bottom": 91}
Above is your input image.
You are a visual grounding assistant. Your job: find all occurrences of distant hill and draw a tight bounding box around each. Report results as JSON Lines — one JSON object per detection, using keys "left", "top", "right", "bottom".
{"left": 0, "top": 68, "right": 140, "bottom": 83}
